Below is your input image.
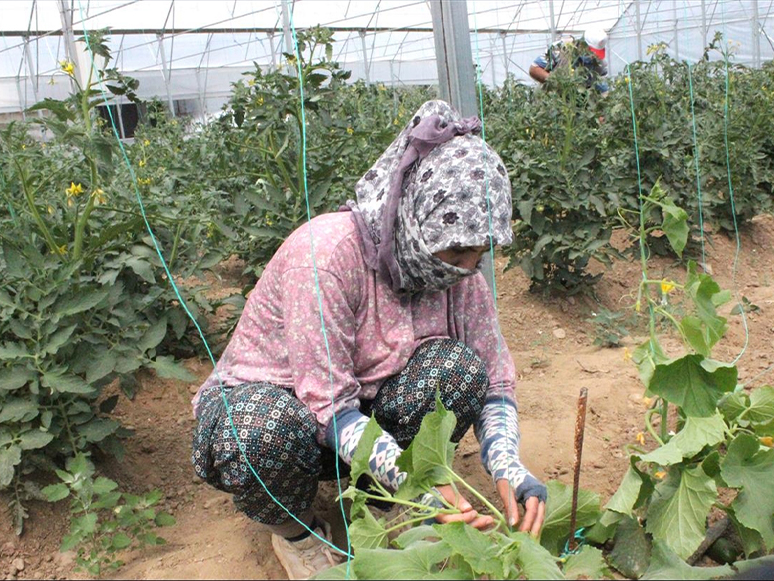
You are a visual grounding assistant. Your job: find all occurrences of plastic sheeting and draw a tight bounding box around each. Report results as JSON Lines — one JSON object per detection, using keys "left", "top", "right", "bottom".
{"left": 1, "top": 1, "right": 773, "bottom": 114}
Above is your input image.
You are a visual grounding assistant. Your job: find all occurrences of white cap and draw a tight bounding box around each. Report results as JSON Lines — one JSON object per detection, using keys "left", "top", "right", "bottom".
{"left": 583, "top": 26, "right": 608, "bottom": 58}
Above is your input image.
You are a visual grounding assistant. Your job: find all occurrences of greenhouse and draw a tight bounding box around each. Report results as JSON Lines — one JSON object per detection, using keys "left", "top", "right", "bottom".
{"left": 1, "top": 1, "right": 774, "bottom": 579}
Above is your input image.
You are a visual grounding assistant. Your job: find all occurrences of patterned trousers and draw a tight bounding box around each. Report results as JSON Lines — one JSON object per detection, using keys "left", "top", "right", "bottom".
{"left": 191, "top": 338, "right": 488, "bottom": 526}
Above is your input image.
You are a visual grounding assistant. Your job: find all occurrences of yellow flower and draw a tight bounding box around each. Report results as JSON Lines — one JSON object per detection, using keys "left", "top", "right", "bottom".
{"left": 53, "top": 244, "right": 67, "bottom": 255}
{"left": 761, "top": 436, "right": 774, "bottom": 448}
{"left": 346, "top": 127, "right": 354, "bottom": 135}
{"left": 660, "top": 279, "right": 675, "bottom": 294}
{"left": 59, "top": 60, "right": 75, "bottom": 77}
{"left": 91, "top": 188, "right": 107, "bottom": 205}
{"left": 65, "top": 182, "right": 84, "bottom": 197}
{"left": 139, "top": 159, "right": 146, "bottom": 168}
{"left": 47, "top": 205, "right": 55, "bottom": 215}
{"left": 138, "top": 177, "right": 152, "bottom": 186}
{"left": 635, "top": 300, "right": 641, "bottom": 313}
{"left": 248, "top": 79, "right": 257, "bottom": 87}
{"left": 143, "top": 139, "right": 150, "bottom": 146}
{"left": 21, "top": 144, "right": 26, "bottom": 150}
{"left": 623, "top": 347, "right": 632, "bottom": 361}
{"left": 636, "top": 432, "right": 646, "bottom": 446}
{"left": 655, "top": 471, "right": 666, "bottom": 479}
{"left": 642, "top": 397, "right": 654, "bottom": 407}
{"left": 257, "top": 96, "right": 264, "bottom": 106}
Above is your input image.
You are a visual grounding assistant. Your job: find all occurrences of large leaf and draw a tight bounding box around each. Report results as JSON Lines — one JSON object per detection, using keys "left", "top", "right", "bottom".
{"left": 660, "top": 198, "right": 689, "bottom": 258}
{"left": 138, "top": 317, "right": 168, "bottom": 353}
{"left": 42, "top": 324, "right": 77, "bottom": 355}
{"left": 732, "top": 555, "right": 774, "bottom": 576}
{"left": 639, "top": 412, "right": 727, "bottom": 466}
{"left": 682, "top": 263, "right": 729, "bottom": 351}
{"left": 642, "top": 541, "right": 732, "bottom": 580}
{"left": 0, "top": 342, "right": 30, "bottom": 361}
{"left": 648, "top": 355, "right": 736, "bottom": 417}
{"left": 77, "top": 418, "right": 120, "bottom": 444}
{"left": 396, "top": 395, "right": 455, "bottom": 497}
{"left": 720, "top": 434, "right": 774, "bottom": 549}
{"left": 632, "top": 336, "right": 669, "bottom": 388}
{"left": 149, "top": 356, "right": 195, "bottom": 382}
{"left": 0, "top": 367, "right": 35, "bottom": 391}
{"left": 645, "top": 466, "right": 717, "bottom": 559}
{"left": 0, "top": 445, "right": 22, "bottom": 487}
{"left": 42, "top": 372, "right": 95, "bottom": 394}
{"left": 433, "top": 522, "right": 503, "bottom": 578}
{"left": 609, "top": 516, "right": 651, "bottom": 579}
{"left": 349, "top": 508, "right": 388, "bottom": 550}
{"left": 747, "top": 386, "right": 774, "bottom": 426}
{"left": 562, "top": 545, "right": 611, "bottom": 579}
{"left": 349, "top": 415, "right": 383, "bottom": 484}
{"left": 54, "top": 289, "right": 109, "bottom": 317}
{"left": 313, "top": 562, "right": 356, "bottom": 580}
{"left": 504, "top": 532, "right": 564, "bottom": 580}
{"left": 0, "top": 399, "right": 39, "bottom": 423}
{"left": 17, "top": 430, "right": 54, "bottom": 450}
{"left": 540, "top": 480, "right": 601, "bottom": 555}
{"left": 353, "top": 540, "right": 465, "bottom": 580}
{"left": 605, "top": 460, "right": 652, "bottom": 516}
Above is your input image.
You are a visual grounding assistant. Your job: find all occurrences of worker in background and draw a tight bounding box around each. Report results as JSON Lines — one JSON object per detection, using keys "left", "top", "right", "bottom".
{"left": 529, "top": 26, "right": 609, "bottom": 93}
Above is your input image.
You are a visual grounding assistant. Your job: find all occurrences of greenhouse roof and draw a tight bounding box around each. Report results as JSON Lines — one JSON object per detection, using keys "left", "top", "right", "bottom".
{"left": 2, "top": 1, "right": 773, "bottom": 115}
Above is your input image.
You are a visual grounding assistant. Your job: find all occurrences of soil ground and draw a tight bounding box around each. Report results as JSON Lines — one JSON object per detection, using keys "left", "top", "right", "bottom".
{"left": 2, "top": 215, "right": 774, "bottom": 580}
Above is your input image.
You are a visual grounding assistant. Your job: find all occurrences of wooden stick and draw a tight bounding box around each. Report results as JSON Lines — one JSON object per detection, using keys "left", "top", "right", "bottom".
{"left": 568, "top": 387, "right": 589, "bottom": 552}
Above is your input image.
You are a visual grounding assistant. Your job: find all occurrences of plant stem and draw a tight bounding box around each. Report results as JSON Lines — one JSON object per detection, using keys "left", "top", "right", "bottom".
{"left": 447, "top": 468, "right": 508, "bottom": 530}
{"left": 645, "top": 408, "right": 665, "bottom": 446}
{"left": 12, "top": 157, "right": 61, "bottom": 257}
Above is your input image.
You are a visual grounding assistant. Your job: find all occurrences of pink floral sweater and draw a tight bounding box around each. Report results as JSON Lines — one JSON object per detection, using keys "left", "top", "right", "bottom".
{"left": 192, "top": 212, "right": 517, "bottom": 440}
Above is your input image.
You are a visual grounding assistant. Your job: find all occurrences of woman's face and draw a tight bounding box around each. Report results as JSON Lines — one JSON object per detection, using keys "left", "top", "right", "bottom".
{"left": 432, "top": 245, "right": 489, "bottom": 271}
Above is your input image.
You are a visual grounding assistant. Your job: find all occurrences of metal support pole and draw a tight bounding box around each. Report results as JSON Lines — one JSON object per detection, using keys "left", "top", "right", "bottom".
{"left": 281, "top": 0, "right": 294, "bottom": 69}
{"left": 268, "top": 32, "right": 277, "bottom": 70}
{"left": 157, "top": 33, "right": 175, "bottom": 117}
{"left": 116, "top": 99, "right": 125, "bottom": 139}
{"left": 23, "top": 37, "right": 39, "bottom": 104}
{"left": 57, "top": 0, "right": 88, "bottom": 90}
{"left": 635, "top": 0, "right": 643, "bottom": 61}
{"left": 673, "top": 0, "right": 680, "bottom": 61}
{"left": 16, "top": 78, "right": 26, "bottom": 120}
{"left": 360, "top": 30, "right": 371, "bottom": 85}
{"left": 701, "top": 0, "right": 708, "bottom": 50}
{"left": 430, "top": 0, "right": 495, "bottom": 294}
{"left": 752, "top": 0, "right": 761, "bottom": 68}
{"left": 548, "top": 0, "right": 557, "bottom": 42}
{"left": 501, "top": 31, "right": 508, "bottom": 78}
{"left": 490, "top": 35, "right": 497, "bottom": 87}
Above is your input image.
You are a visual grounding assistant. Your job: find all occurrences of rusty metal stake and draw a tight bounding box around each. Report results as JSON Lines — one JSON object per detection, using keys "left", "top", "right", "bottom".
{"left": 568, "top": 387, "right": 589, "bottom": 552}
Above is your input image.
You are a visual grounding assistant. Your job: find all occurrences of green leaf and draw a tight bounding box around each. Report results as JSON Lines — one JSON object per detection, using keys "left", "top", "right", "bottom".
{"left": 0, "top": 367, "right": 35, "bottom": 391}
{"left": 138, "top": 317, "right": 168, "bottom": 353}
{"left": 563, "top": 545, "right": 610, "bottom": 579}
{"left": 93, "top": 476, "right": 119, "bottom": 494}
{"left": 42, "top": 483, "right": 70, "bottom": 502}
{"left": 505, "top": 532, "right": 564, "bottom": 580}
{"left": 86, "top": 351, "right": 117, "bottom": 384}
{"left": 0, "top": 445, "right": 22, "bottom": 487}
{"left": 43, "top": 324, "right": 77, "bottom": 355}
{"left": 604, "top": 461, "right": 651, "bottom": 517}
{"left": 313, "top": 562, "right": 356, "bottom": 580}
{"left": 609, "top": 516, "right": 651, "bottom": 579}
{"left": 42, "top": 372, "right": 95, "bottom": 394}
{"left": 719, "top": 392, "right": 748, "bottom": 424}
{"left": 155, "top": 512, "right": 176, "bottom": 527}
{"left": 17, "top": 430, "right": 54, "bottom": 450}
{"left": 639, "top": 412, "right": 727, "bottom": 466}
{"left": 748, "top": 386, "right": 774, "bottom": 426}
{"left": 0, "top": 399, "right": 39, "bottom": 423}
{"left": 349, "top": 416, "right": 383, "bottom": 484}
{"left": 74, "top": 512, "right": 99, "bottom": 535}
{"left": 661, "top": 199, "right": 689, "bottom": 258}
{"left": 540, "top": 480, "right": 601, "bottom": 555}
{"left": 126, "top": 257, "right": 156, "bottom": 283}
{"left": 54, "top": 289, "right": 109, "bottom": 317}
{"left": 433, "top": 521, "right": 504, "bottom": 578}
{"left": 349, "top": 508, "right": 388, "bottom": 550}
{"left": 642, "top": 540, "right": 733, "bottom": 580}
{"left": 396, "top": 395, "right": 455, "bottom": 495}
{"left": 682, "top": 263, "right": 728, "bottom": 350}
{"left": 648, "top": 355, "right": 736, "bottom": 417}
{"left": 111, "top": 532, "right": 132, "bottom": 550}
{"left": 645, "top": 466, "right": 717, "bottom": 559}
{"left": 632, "top": 336, "right": 669, "bottom": 387}
{"left": 149, "top": 356, "right": 195, "bottom": 382}
{"left": 78, "top": 418, "right": 119, "bottom": 443}
{"left": 720, "top": 434, "right": 774, "bottom": 549}
{"left": 353, "top": 540, "right": 464, "bottom": 579}
{"left": 726, "top": 505, "right": 766, "bottom": 557}
{"left": 392, "top": 525, "right": 436, "bottom": 549}
{"left": 731, "top": 555, "right": 774, "bottom": 576}
{"left": 0, "top": 342, "right": 30, "bottom": 361}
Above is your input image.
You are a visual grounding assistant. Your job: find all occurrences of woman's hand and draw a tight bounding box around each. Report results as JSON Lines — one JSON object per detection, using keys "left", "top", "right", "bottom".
{"left": 433, "top": 484, "right": 494, "bottom": 530}
{"left": 496, "top": 479, "right": 546, "bottom": 535}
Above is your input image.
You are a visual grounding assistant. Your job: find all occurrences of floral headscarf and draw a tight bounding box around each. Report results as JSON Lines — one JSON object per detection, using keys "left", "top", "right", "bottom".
{"left": 344, "top": 100, "right": 513, "bottom": 294}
